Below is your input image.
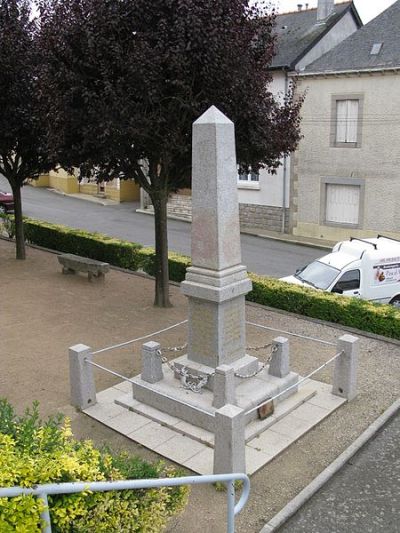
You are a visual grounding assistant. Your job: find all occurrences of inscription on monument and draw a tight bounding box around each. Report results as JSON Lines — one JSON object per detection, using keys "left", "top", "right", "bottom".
{"left": 189, "top": 301, "right": 216, "bottom": 364}
{"left": 222, "top": 300, "right": 244, "bottom": 362}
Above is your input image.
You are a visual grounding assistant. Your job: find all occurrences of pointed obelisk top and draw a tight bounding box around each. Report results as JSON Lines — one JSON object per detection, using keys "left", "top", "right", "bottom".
{"left": 194, "top": 105, "right": 233, "bottom": 126}
{"left": 190, "top": 105, "right": 241, "bottom": 271}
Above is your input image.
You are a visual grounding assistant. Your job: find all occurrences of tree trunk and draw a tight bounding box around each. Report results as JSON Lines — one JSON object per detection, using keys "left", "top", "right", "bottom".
{"left": 11, "top": 184, "right": 25, "bottom": 260}
{"left": 152, "top": 190, "right": 172, "bottom": 307}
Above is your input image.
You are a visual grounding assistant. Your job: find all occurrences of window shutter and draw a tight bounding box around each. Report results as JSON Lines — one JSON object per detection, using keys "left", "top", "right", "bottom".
{"left": 336, "top": 101, "right": 347, "bottom": 142}
{"left": 346, "top": 100, "right": 359, "bottom": 142}
{"left": 326, "top": 184, "right": 360, "bottom": 224}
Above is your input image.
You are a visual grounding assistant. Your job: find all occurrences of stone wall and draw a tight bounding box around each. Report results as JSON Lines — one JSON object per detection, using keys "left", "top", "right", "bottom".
{"left": 167, "top": 193, "right": 192, "bottom": 220}
{"left": 239, "top": 203, "right": 289, "bottom": 232}
{"left": 149, "top": 194, "right": 290, "bottom": 232}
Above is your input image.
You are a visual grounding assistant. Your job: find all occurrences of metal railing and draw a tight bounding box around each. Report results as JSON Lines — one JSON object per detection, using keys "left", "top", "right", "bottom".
{"left": 0, "top": 473, "right": 250, "bottom": 533}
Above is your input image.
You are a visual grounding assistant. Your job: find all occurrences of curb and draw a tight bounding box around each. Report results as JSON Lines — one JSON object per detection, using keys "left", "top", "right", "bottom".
{"left": 136, "top": 208, "right": 333, "bottom": 251}
{"left": 240, "top": 229, "right": 333, "bottom": 251}
{"left": 47, "top": 187, "right": 117, "bottom": 207}
{"left": 259, "top": 398, "right": 400, "bottom": 532}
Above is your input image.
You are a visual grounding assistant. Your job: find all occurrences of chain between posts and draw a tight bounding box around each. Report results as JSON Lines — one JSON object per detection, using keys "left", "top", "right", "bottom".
{"left": 157, "top": 342, "right": 276, "bottom": 392}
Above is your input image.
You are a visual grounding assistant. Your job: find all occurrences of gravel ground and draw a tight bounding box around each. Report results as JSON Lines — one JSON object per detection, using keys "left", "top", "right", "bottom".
{"left": 1, "top": 237, "right": 399, "bottom": 533}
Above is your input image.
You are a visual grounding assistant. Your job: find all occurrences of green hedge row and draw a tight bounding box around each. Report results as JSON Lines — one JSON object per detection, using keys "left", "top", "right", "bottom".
{"left": 4, "top": 216, "right": 399, "bottom": 340}
{"left": 21, "top": 217, "right": 191, "bottom": 279}
{"left": 248, "top": 274, "right": 400, "bottom": 340}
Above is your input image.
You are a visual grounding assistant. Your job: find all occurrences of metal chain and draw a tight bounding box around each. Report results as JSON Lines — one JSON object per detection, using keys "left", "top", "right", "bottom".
{"left": 158, "top": 341, "right": 278, "bottom": 384}
{"left": 234, "top": 344, "right": 278, "bottom": 379}
{"left": 246, "top": 342, "right": 272, "bottom": 352}
{"left": 161, "top": 343, "right": 188, "bottom": 354}
{"left": 157, "top": 349, "right": 211, "bottom": 393}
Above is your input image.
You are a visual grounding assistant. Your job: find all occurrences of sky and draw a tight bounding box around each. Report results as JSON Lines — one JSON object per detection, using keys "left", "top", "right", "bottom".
{"left": 270, "top": 0, "right": 397, "bottom": 23}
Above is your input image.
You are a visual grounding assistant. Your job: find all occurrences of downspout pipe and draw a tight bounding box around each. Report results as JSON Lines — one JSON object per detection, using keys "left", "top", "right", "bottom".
{"left": 281, "top": 68, "right": 289, "bottom": 234}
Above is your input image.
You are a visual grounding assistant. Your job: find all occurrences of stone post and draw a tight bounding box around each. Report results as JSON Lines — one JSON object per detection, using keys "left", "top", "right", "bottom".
{"left": 213, "top": 365, "right": 236, "bottom": 408}
{"left": 69, "top": 344, "right": 97, "bottom": 409}
{"left": 141, "top": 341, "right": 163, "bottom": 384}
{"left": 332, "top": 334, "right": 359, "bottom": 401}
{"left": 213, "top": 404, "right": 246, "bottom": 474}
{"left": 268, "top": 337, "right": 290, "bottom": 378}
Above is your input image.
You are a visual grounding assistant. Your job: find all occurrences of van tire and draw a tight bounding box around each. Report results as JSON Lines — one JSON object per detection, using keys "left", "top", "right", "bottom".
{"left": 390, "top": 295, "right": 400, "bottom": 308}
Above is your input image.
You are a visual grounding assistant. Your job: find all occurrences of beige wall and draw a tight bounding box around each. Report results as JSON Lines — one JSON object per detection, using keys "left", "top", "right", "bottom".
{"left": 32, "top": 172, "right": 140, "bottom": 202}
{"left": 292, "top": 71, "right": 400, "bottom": 241}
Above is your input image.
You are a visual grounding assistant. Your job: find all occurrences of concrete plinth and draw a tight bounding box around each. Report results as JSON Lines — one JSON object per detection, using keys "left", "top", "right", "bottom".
{"left": 131, "top": 364, "right": 299, "bottom": 432}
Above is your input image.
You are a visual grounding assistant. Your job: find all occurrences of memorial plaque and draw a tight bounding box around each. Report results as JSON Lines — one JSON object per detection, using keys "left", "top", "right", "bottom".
{"left": 222, "top": 300, "right": 244, "bottom": 362}
{"left": 258, "top": 400, "right": 274, "bottom": 420}
{"left": 188, "top": 300, "right": 217, "bottom": 366}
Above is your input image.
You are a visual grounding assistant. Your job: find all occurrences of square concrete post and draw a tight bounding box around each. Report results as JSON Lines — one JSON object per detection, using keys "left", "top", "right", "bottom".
{"left": 332, "top": 334, "right": 359, "bottom": 401}
{"left": 141, "top": 341, "right": 163, "bottom": 384}
{"left": 213, "top": 404, "right": 246, "bottom": 474}
{"left": 213, "top": 365, "right": 236, "bottom": 408}
{"left": 268, "top": 337, "right": 290, "bottom": 378}
{"left": 69, "top": 344, "right": 97, "bottom": 409}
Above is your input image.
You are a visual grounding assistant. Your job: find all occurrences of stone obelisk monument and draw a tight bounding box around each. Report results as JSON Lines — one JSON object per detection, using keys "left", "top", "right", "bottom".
{"left": 180, "top": 106, "right": 258, "bottom": 380}
{"left": 130, "top": 105, "right": 298, "bottom": 433}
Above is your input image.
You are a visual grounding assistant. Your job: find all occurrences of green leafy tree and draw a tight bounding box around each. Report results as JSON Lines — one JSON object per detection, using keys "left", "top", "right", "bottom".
{"left": 38, "top": 0, "right": 303, "bottom": 306}
{"left": 0, "top": 0, "right": 53, "bottom": 259}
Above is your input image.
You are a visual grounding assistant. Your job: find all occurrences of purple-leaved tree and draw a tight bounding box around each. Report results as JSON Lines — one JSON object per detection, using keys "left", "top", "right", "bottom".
{"left": 38, "top": 0, "right": 303, "bottom": 306}
{"left": 0, "top": 0, "right": 53, "bottom": 259}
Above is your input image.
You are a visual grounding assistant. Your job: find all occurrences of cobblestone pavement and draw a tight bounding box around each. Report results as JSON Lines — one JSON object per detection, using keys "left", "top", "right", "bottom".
{"left": 279, "top": 412, "right": 400, "bottom": 533}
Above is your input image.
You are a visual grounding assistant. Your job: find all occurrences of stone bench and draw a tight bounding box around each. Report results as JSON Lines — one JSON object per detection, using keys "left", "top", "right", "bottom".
{"left": 58, "top": 253, "right": 110, "bottom": 281}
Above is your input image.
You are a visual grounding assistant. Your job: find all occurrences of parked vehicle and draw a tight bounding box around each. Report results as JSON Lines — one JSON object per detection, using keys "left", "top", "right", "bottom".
{"left": 0, "top": 190, "right": 14, "bottom": 214}
{"left": 280, "top": 236, "right": 400, "bottom": 307}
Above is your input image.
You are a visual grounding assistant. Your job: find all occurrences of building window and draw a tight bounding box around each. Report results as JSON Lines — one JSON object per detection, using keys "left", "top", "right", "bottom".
{"left": 331, "top": 94, "right": 363, "bottom": 148}
{"left": 237, "top": 166, "right": 260, "bottom": 189}
{"left": 326, "top": 183, "right": 360, "bottom": 224}
{"left": 238, "top": 170, "right": 259, "bottom": 183}
{"left": 321, "top": 177, "right": 364, "bottom": 228}
{"left": 336, "top": 100, "right": 358, "bottom": 143}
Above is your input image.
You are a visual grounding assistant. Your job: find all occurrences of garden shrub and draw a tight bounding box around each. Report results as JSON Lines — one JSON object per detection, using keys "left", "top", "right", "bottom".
{"left": 248, "top": 273, "right": 400, "bottom": 340}
{"left": 0, "top": 399, "right": 189, "bottom": 532}
{"left": 14, "top": 217, "right": 400, "bottom": 340}
{"left": 23, "top": 218, "right": 143, "bottom": 271}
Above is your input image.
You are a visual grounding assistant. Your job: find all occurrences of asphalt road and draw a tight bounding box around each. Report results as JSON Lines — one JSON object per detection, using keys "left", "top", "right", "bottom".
{"left": 1, "top": 177, "right": 322, "bottom": 277}
{"left": 279, "top": 412, "right": 400, "bottom": 533}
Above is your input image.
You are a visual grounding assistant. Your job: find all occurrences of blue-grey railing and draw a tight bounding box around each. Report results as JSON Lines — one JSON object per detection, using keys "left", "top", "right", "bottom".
{"left": 0, "top": 473, "right": 250, "bottom": 533}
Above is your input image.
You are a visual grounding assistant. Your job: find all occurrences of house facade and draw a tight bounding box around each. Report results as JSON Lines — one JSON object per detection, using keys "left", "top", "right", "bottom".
{"left": 291, "top": 0, "right": 400, "bottom": 242}
{"left": 238, "top": 0, "right": 362, "bottom": 232}
{"left": 31, "top": 169, "right": 140, "bottom": 202}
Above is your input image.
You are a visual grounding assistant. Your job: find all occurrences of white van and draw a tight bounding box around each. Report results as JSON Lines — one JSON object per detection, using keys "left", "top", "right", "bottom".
{"left": 280, "top": 235, "right": 400, "bottom": 307}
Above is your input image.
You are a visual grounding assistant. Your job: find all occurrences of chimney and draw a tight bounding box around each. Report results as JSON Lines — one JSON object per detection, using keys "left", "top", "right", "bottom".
{"left": 317, "top": 0, "right": 334, "bottom": 21}
{"left": 297, "top": 4, "right": 303, "bottom": 11}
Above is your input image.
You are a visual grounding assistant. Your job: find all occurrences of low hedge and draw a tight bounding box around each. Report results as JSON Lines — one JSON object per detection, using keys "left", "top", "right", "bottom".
{"left": 248, "top": 274, "right": 400, "bottom": 340}
{"left": 0, "top": 399, "right": 189, "bottom": 532}
{"left": 23, "top": 218, "right": 143, "bottom": 271}
{"left": 2, "top": 216, "right": 399, "bottom": 340}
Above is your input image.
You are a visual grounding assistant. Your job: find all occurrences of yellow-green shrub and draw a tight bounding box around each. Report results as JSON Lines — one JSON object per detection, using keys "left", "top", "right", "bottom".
{"left": 0, "top": 400, "right": 189, "bottom": 532}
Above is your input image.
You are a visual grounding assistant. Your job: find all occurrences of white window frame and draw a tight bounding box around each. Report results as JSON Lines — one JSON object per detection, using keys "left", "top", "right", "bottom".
{"left": 330, "top": 94, "right": 363, "bottom": 148}
{"left": 320, "top": 177, "right": 365, "bottom": 228}
{"left": 237, "top": 166, "right": 260, "bottom": 190}
{"left": 336, "top": 99, "right": 358, "bottom": 143}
